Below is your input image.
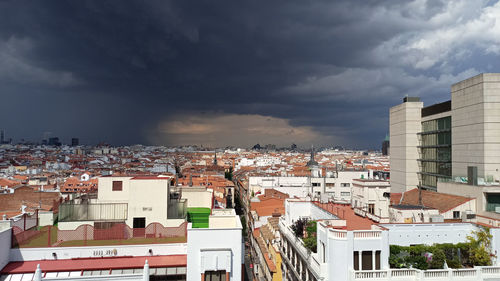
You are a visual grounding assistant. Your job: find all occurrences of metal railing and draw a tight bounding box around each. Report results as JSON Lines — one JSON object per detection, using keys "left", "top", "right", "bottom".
{"left": 167, "top": 199, "right": 187, "bottom": 219}
{"left": 59, "top": 202, "right": 128, "bottom": 222}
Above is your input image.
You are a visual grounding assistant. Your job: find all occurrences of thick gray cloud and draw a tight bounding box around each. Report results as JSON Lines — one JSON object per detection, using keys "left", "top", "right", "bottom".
{"left": 0, "top": 0, "right": 499, "bottom": 148}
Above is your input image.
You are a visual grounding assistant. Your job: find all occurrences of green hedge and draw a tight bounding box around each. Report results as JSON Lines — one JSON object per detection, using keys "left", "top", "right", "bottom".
{"left": 389, "top": 228, "right": 493, "bottom": 270}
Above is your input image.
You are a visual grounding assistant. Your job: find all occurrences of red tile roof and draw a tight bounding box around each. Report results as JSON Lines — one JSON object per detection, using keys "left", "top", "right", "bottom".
{"left": 1, "top": 255, "right": 187, "bottom": 274}
{"left": 313, "top": 202, "right": 374, "bottom": 230}
{"left": 251, "top": 197, "right": 286, "bottom": 217}
{"left": 393, "top": 188, "right": 474, "bottom": 213}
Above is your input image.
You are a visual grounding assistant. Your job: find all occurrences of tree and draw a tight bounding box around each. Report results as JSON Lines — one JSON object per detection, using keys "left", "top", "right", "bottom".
{"left": 466, "top": 227, "right": 494, "bottom": 266}
{"left": 291, "top": 218, "right": 308, "bottom": 238}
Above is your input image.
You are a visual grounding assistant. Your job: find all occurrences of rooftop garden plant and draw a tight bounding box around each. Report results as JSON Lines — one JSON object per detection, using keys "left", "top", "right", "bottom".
{"left": 389, "top": 227, "right": 494, "bottom": 270}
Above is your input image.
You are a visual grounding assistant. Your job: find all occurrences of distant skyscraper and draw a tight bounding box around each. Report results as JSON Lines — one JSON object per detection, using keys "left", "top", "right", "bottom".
{"left": 48, "top": 137, "right": 61, "bottom": 146}
{"left": 71, "top": 138, "right": 79, "bottom": 146}
{"left": 382, "top": 134, "right": 389, "bottom": 156}
{"left": 0, "top": 130, "right": 4, "bottom": 144}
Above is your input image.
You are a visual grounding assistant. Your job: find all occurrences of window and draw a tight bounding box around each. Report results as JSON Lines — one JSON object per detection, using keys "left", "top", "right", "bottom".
{"left": 112, "top": 181, "right": 122, "bottom": 191}
{"left": 312, "top": 183, "right": 321, "bottom": 187}
{"left": 340, "top": 192, "right": 350, "bottom": 196}
{"left": 205, "top": 271, "right": 226, "bottom": 281}
{"left": 326, "top": 183, "right": 335, "bottom": 187}
{"left": 362, "top": 251, "right": 373, "bottom": 270}
{"left": 375, "top": 251, "right": 381, "bottom": 270}
{"left": 453, "top": 211, "right": 460, "bottom": 219}
{"left": 368, "top": 204, "right": 375, "bottom": 215}
{"left": 353, "top": 251, "right": 359, "bottom": 270}
{"left": 341, "top": 183, "right": 350, "bottom": 187}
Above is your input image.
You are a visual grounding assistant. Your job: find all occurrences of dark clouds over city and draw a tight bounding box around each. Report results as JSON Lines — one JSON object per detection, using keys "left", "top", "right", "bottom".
{"left": 1, "top": 0, "right": 500, "bottom": 148}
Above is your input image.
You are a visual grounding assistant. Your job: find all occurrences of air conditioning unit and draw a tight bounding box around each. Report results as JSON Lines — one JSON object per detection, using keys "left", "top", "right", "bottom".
{"left": 495, "top": 207, "right": 500, "bottom": 214}
{"left": 462, "top": 210, "right": 476, "bottom": 221}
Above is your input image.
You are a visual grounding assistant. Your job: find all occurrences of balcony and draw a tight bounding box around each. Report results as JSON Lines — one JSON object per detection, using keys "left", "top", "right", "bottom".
{"left": 59, "top": 202, "right": 128, "bottom": 222}
{"left": 278, "top": 218, "right": 321, "bottom": 278}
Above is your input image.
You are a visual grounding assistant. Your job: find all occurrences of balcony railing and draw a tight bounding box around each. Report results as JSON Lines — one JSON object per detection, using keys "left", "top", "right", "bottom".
{"left": 278, "top": 218, "right": 321, "bottom": 278}
{"left": 350, "top": 266, "right": 500, "bottom": 281}
{"left": 59, "top": 202, "right": 128, "bottom": 222}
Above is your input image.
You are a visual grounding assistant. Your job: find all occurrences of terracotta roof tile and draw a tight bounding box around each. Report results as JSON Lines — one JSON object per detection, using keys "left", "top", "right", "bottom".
{"left": 396, "top": 188, "right": 474, "bottom": 213}
{"left": 313, "top": 202, "right": 374, "bottom": 230}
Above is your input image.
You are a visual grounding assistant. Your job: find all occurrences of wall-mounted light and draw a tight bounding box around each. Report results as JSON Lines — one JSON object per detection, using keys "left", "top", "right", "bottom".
{"left": 148, "top": 249, "right": 153, "bottom": 255}
{"left": 52, "top": 252, "right": 57, "bottom": 259}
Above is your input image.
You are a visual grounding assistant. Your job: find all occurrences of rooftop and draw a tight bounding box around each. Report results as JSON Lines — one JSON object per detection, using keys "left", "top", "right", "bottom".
{"left": 313, "top": 202, "right": 375, "bottom": 230}
{"left": 1, "top": 255, "right": 186, "bottom": 274}
{"left": 390, "top": 188, "right": 474, "bottom": 213}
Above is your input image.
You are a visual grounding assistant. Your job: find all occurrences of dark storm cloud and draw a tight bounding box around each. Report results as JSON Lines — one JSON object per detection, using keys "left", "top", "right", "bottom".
{"left": 1, "top": 0, "right": 500, "bottom": 147}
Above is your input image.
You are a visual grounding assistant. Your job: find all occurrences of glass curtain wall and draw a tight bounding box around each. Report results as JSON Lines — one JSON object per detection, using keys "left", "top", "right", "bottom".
{"left": 418, "top": 116, "right": 451, "bottom": 190}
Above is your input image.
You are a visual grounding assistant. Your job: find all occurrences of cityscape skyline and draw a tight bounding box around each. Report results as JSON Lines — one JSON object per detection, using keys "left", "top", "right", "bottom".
{"left": 2, "top": 1, "right": 500, "bottom": 147}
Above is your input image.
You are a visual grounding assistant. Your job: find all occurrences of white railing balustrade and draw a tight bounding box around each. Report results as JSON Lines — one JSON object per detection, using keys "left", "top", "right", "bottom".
{"left": 482, "top": 266, "right": 500, "bottom": 275}
{"left": 390, "top": 269, "right": 418, "bottom": 278}
{"left": 452, "top": 269, "right": 477, "bottom": 278}
{"left": 278, "top": 218, "right": 321, "bottom": 278}
{"left": 329, "top": 229, "right": 347, "bottom": 239}
{"left": 353, "top": 230, "right": 381, "bottom": 238}
{"left": 351, "top": 267, "right": 500, "bottom": 281}
{"left": 423, "top": 270, "right": 449, "bottom": 278}
{"left": 366, "top": 212, "right": 382, "bottom": 222}
{"left": 354, "top": 208, "right": 366, "bottom": 217}
{"left": 354, "top": 270, "right": 388, "bottom": 279}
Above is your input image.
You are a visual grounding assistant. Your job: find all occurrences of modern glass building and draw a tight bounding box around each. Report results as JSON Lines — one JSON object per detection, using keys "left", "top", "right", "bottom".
{"left": 418, "top": 103, "right": 452, "bottom": 191}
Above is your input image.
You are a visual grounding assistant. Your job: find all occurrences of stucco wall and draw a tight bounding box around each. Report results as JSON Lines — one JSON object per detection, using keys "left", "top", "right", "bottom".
{"left": 380, "top": 223, "right": 477, "bottom": 246}
{"left": 451, "top": 73, "right": 500, "bottom": 181}
{"left": 58, "top": 221, "right": 95, "bottom": 231}
{"left": 182, "top": 189, "right": 213, "bottom": 208}
{"left": 126, "top": 179, "right": 170, "bottom": 227}
{"left": 0, "top": 228, "right": 11, "bottom": 271}
{"left": 389, "top": 100, "right": 423, "bottom": 193}
{"left": 186, "top": 223, "right": 242, "bottom": 281}
{"left": 39, "top": 211, "right": 55, "bottom": 227}
{"left": 284, "top": 200, "right": 337, "bottom": 225}
{"left": 10, "top": 243, "right": 187, "bottom": 261}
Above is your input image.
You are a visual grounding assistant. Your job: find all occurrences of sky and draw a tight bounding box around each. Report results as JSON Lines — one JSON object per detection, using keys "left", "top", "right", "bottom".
{"left": 1, "top": 0, "right": 500, "bottom": 148}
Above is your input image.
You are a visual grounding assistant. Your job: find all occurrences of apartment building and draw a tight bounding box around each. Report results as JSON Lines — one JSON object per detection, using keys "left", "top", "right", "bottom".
{"left": 58, "top": 176, "right": 188, "bottom": 230}
{"left": 278, "top": 198, "right": 500, "bottom": 281}
{"left": 389, "top": 73, "right": 500, "bottom": 223}
{"left": 0, "top": 188, "right": 243, "bottom": 281}
{"left": 248, "top": 170, "right": 368, "bottom": 203}
{"left": 351, "top": 179, "right": 391, "bottom": 223}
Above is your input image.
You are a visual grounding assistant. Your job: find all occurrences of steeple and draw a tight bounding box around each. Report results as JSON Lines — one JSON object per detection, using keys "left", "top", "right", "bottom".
{"left": 306, "top": 145, "right": 318, "bottom": 167}
{"left": 213, "top": 150, "right": 218, "bottom": 166}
